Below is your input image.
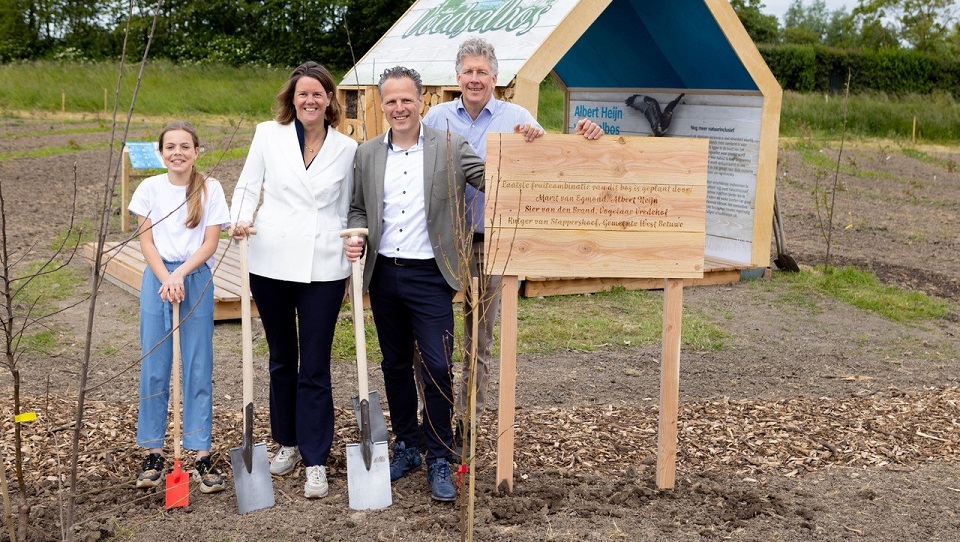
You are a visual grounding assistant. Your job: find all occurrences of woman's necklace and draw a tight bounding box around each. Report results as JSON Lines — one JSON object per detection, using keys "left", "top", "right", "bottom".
{"left": 306, "top": 131, "right": 325, "bottom": 153}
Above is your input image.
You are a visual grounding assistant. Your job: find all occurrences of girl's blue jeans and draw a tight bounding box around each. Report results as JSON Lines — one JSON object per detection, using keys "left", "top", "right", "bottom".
{"left": 136, "top": 261, "right": 214, "bottom": 452}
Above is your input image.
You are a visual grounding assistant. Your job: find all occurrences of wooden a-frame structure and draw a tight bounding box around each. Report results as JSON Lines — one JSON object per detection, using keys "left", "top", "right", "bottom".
{"left": 336, "top": 0, "right": 783, "bottom": 491}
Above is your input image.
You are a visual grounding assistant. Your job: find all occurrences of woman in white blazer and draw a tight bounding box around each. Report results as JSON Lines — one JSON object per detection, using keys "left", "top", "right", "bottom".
{"left": 230, "top": 61, "right": 357, "bottom": 499}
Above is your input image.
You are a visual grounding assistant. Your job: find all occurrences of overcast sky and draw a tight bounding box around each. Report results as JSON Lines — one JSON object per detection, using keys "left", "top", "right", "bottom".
{"left": 760, "top": 0, "right": 857, "bottom": 22}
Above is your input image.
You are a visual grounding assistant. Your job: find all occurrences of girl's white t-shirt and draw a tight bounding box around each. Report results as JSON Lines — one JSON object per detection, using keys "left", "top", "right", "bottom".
{"left": 128, "top": 174, "right": 231, "bottom": 269}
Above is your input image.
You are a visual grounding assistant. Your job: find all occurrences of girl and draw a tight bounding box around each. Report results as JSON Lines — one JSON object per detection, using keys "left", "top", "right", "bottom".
{"left": 130, "top": 120, "right": 231, "bottom": 494}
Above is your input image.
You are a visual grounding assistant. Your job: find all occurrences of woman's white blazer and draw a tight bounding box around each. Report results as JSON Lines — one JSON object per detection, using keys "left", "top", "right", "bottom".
{"left": 231, "top": 121, "right": 358, "bottom": 283}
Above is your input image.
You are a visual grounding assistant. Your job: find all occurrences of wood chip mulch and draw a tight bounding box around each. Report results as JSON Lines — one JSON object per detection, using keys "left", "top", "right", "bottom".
{"left": 2, "top": 386, "right": 958, "bottom": 490}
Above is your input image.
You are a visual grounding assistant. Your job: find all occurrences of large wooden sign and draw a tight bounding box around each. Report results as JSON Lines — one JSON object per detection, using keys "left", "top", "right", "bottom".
{"left": 485, "top": 133, "right": 709, "bottom": 492}
{"left": 484, "top": 133, "right": 709, "bottom": 278}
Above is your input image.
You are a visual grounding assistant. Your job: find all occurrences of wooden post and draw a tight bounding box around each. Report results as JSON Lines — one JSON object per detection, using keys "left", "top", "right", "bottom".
{"left": 364, "top": 87, "right": 382, "bottom": 142}
{"left": 485, "top": 134, "right": 707, "bottom": 494}
{"left": 495, "top": 275, "right": 519, "bottom": 493}
{"left": 121, "top": 146, "right": 132, "bottom": 232}
{"left": 0, "top": 445, "right": 14, "bottom": 542}
{"left": 657, "top": 278, "right": 683, "bottom": 489}
{"left": 61, "top": 89, "right": 65, "bottom": 114}
{"left": 912, "top": 116, "right": 917, "bottom": 144}
{"left": 465, "top": 277, "right": 479, "bottom": 542}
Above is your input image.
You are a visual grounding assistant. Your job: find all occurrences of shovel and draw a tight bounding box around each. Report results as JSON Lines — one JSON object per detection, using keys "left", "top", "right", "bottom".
{"left": 229, "top": 234, "right": 275, "bottom": 514}
{"left": 772, "top": 190, "right": 800, "bottom": 272}
{"left": 340, "top": 228, "right": 392, "bottom": 511}
{"left": 165, "top": 301, "right": 189, "bottom": 509}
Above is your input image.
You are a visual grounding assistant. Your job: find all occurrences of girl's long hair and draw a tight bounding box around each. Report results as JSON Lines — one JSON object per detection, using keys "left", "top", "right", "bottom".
{"left": 158, "top": 120, "right": 206, "bottom": 229}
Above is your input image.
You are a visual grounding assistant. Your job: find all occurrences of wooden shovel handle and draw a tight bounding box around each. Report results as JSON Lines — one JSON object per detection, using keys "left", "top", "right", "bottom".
{"left": 339, "top": 228, "right": 369, "bottom": 398}
{"left": 239, "top": 236, "right": 253, "bottom": 410}
{"left": 339, "top": 227, "right": 369, "bottom": 240}
{"left": 228, "top": 224, "right": 258, "bottom": 238}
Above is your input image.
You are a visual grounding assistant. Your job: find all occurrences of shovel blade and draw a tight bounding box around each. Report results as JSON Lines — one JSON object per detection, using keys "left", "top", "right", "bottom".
{"left": 352, "top": 390, "right": 389, "bottom": 444}
{"left": 165, "top": 460, "right": 190, "bottom": 509}
{"left": 241, "top": 403, "right": 254, "bottom": 472}
{"left": 230, "top": 442, "right": 275, "bottom": 514}
{"left": 346, "top": 441, "right": 392, "bottom": 510}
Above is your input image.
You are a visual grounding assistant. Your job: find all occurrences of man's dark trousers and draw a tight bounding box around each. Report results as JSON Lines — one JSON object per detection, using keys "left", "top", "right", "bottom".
{"left": 369, "top": 257, "right": 456, "bottom": 462}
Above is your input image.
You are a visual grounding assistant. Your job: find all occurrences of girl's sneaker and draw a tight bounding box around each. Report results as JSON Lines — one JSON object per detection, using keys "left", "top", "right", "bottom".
{"left": 192, "top": 455, "right": 226, "bottom": 494}
{"left": 136, "top": 453, "right": 165, "bottom": 488}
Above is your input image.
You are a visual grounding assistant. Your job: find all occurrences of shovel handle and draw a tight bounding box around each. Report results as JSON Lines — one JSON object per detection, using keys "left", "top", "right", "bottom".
{"left": 171, "top": 301, "right": 182, "bottom": 462}
{"left": 229, "top": 224, "right": 258, "bottom": 238}
{"left": 339, "top": 228, "right": 369, "bottom": 240}
{"left": 339, "top": 228, "right": 370, "bottom": 398}
{"left": 239, "top": 235, "right": 254, "bottom": 412}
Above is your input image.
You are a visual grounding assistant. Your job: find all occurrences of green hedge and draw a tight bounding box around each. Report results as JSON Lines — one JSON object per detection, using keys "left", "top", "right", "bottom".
{"left": 759, "top": 45, "right": 960, "bottom": 97}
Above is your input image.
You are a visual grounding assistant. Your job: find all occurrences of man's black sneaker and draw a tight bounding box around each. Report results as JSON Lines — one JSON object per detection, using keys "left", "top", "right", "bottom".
{"left": 389, "top": 440, "right": 422, "bottom": 482}
{"left": 427, "top": 458, "right": 456, "bottom": 502}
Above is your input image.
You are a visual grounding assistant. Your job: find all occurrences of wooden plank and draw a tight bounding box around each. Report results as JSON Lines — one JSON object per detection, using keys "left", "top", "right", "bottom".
{"left": 485, "top": 133, "right": 709, "bottom": 279}
{"left": 93, "top": 244, "right": 146, "bottom": 292}
{"left": 83, "top": 240, "right": 259, "bottom": 321}
{"left": 495, "top": 276, "right": 519, "bottom": 494}
{"left": 486, "top": 230, "right": 705, "bottom": 278}
{"left": 520, "top": 257, "right": 744, "bottom": 297}
{"left": 514, "top": 0, "right": 613, "bottom": 115}
{"left": 657, "top": 278, "right": 683, "bottom": 489}
{"left": 753, "top": 93, "right": 782, "bottom": 266}
{"left": 489, "top": 186, "right": 707, "bottom": 229}
{"left": 486, "top": 134, "right": 709, "bottom": 184}
{"left": 521, "top": 267, "right": 742, "bottom": 298}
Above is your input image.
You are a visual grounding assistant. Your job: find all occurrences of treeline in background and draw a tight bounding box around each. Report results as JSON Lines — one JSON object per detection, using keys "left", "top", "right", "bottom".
{"left": 0, "top": 0, "right": 415, "bottom": 70}
{"left": 736, "top": 0, "right": 960, "bottom": 96}
{"left": 1, "top": 0, "right": 959, "bottom": 142}
{"left": 1, "top": 0, "right": 959, "bottom": 97}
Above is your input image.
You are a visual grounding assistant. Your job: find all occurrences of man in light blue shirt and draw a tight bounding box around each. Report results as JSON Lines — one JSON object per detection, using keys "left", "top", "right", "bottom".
{"left": 422, "top": 37, "right": 603, "bottom": 448}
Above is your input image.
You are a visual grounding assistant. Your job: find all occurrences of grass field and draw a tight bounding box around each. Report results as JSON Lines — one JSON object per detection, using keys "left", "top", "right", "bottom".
{"left": 1, "top": 60, "right": 958, "bottom": 144}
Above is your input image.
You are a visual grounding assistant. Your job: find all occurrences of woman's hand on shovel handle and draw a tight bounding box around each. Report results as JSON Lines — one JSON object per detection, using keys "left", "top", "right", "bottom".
{"left": 230, "top": 221, "right": 256, "bottom": 240}
{"left": 340, "top": 228, "right": 368, "bottom": 263}
{"left": 343, "top": 236, "right": 364, "bottom": 263}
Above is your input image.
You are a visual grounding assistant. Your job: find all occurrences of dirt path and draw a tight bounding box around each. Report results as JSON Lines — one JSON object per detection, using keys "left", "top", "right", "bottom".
{"left": 1, "top": 117, "right": 958, "bottom": 541}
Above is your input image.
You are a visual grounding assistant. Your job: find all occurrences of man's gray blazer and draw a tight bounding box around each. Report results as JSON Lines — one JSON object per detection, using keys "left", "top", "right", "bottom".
{"left": 348, "top": 124, "right": 485, "bottom": 292}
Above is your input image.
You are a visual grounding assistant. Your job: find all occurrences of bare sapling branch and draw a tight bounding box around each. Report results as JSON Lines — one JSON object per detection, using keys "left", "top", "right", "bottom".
{"left": 825, "top": 70, "right": 852, "bottom": 268}
{"left": 0, "top": 112, "right": 83, "bottom": 542}
{"left": 65, "top": 1, "right": 164, "bottom": 538}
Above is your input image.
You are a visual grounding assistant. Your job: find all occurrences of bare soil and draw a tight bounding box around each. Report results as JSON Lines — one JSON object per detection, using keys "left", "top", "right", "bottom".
{"left": 1, "top": 115, "right": 959, "bottom": 541}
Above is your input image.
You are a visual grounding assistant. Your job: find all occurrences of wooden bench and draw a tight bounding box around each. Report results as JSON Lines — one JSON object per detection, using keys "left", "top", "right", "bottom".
{"left": 83, "top": 239, "right": 257, "bottom": 321}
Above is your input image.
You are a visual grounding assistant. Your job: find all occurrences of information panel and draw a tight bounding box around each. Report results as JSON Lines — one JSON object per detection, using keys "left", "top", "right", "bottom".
{"left": 125, "top": 142, "right": 165, "bottom": 170}
{"left": 567, "top": 90, "right": 764, "bottom": 264}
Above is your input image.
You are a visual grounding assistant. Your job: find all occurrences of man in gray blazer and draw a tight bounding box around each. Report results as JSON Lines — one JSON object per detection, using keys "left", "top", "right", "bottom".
{"left": 345, "top": 66, "right": 484, "bottom": 502}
